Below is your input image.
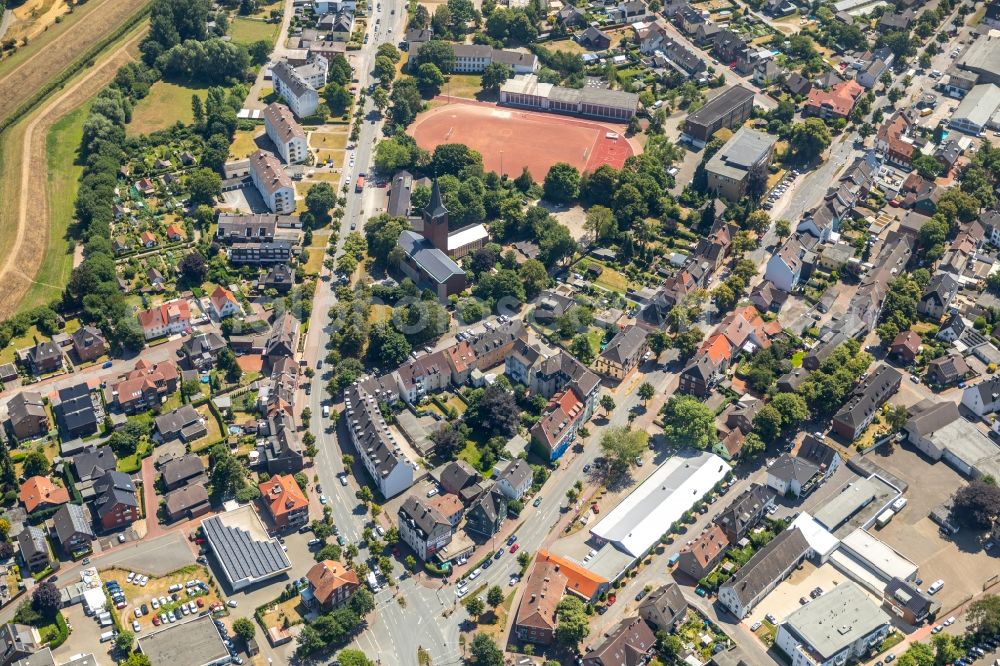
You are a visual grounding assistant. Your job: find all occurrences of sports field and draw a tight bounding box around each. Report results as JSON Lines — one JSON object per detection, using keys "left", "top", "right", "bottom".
{"left": 408, "top": 99, "right": 636, "bottom": 178}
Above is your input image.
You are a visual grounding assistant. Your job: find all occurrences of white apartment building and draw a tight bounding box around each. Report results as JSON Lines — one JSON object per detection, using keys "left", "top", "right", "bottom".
{"left": 263, "top": 103, "right": 308, "bottom": 164}
{"left": 249, "top": 150, "right": 295, "bottom": 214}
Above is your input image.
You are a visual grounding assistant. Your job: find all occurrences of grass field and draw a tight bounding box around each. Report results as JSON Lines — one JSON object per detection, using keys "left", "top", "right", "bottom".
{"left": 443, "top": 74, "right": 486, "bottom": 100}
{"left": 303, "top": 248, "right": 326, "bottom": 274}
{"left": 0, "top": 0, "right": 152, "bottom": 126}
{"left": 311, "top": 130, "right": 348, "bottom": 151}
{"left": 229, "top": 16, "right": 280, "bottom": 45}
{"left": 21, "top": 104, "right": 90, "bottom": 312}
{"left": 127, "top": 81, "right": 209, "bottom": 136}
{"left": 228, "top": 128, "right": 263, "bottom": 160}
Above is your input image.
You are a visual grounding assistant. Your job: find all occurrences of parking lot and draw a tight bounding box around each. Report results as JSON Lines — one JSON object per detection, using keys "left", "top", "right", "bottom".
{"left": 105, "top": 565, "right": 223, "bottom": 633}
{"left": 868, "top": 443, "right": 998, "bottom": 612}
{"left": 52, "top": 603, "right": 111, "bottom": 663}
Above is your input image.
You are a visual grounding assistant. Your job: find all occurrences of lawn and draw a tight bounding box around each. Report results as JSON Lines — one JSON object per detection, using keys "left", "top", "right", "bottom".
{"left": 443, "top": 74, "right": 489, "bottom": 100}
{"left": 303, "top": 248, "right": 326, "bottom": 274}
{"left": 790, "top": 351, "right": 804, "bottom": 368}
{"left": 189, "top": 404, "right": 224, "bottom": 451}
{"left": 116, "top": 439, "right": 152, "bottom": 473}
{"left": 228, "top": 129, "right": 263, "bottom": 160}
{"left": 0, "top": 325, "right": 45, "bottom": 365}
{"left": 310, "top": 130, "right": 348, "bottom": 152}
{"left": 369, "top": 303, "right": 393, "bottom": 324}
{"left": 229, "top": 16, "right": 279, "bottom": 46}
{"left": 24, "top": 103, "right": 89, "bottom": 312}
{"left": 127, "top": 81, "right": 210, "bottom": 136}
{"left": 457, "top": 439, "right": 482, "bottom": 470}
{"left": 594, "top": 266, "right": 630, "bottom": 293}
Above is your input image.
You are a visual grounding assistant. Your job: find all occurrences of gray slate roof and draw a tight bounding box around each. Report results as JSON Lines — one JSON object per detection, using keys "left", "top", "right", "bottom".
{"left": 398, "top": 231, "right": 464, "bottom": 285}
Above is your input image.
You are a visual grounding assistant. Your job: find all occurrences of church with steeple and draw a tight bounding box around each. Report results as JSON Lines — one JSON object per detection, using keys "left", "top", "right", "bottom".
{"left": 395, "top": 180, "right": 489, "bottom": 301}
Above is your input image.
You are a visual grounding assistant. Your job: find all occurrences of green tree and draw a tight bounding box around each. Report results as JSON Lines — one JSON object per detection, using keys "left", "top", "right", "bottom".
{"left": 187, "top": 168, "right": 222, "bottom": 206}
{"left": 752, "top": 405, "right": 783, "bottom": 444}
{"left": 742, "top": 432, "right": 766, "bottom": 458}
{"left": 912, "top": 154, "right": 943, "bottom": 180}
{"left": 482, "top": 61, "right": 512, "bottom": 90}
{"left": 416, "top": 40, "right": 456, "bottom": 73}
{"left": 789, "top": 118, "right": 832, "bottom": 162}
{"left": 637, "top": 381, "right": 655, "bottom": 406}
{"left": 661, "top": 395, "right": 715, "bottom": 449}
{"left": 885, "top": 404, "right": 909, "bottom": 432}
{"left": 769, "top": 392, "right": 809, "bottom": 428}
{"left": 464, "top": 594, "right": 485, "bottom": 621}
{"left": 555, "top": 596, "right": 590, "bottom": 647}
{"left": 22, "top": 450, "right": 50, "bottom": 478}
{"left": 469, "top": 633, "right": 504, "bottom": 666}
{"left": 600, "top": 394, "right": 616, "bottom": 417}
{"left": 114, "top": 630, "right": 134, "bottom": 652}
{"left": 967, "top": 595, "right": 1000, "bottom": 638}
{"left": 233, "top": 617, "right": 256, "bottom": 643}
{"left": 543, "top": 162, "right": 580, "bottom": 203}
{"left": 337, "top": 649, "right": 373, "bottom": 666}
{"left": 486, "top": 585, "right": 504, "bottom": 611}
{"left": 305, "top": 182, "right": 337, "bottom": 225}
{"left": 570, "top": 334, "right": 594, "bottom": 364}
{"left": 599, "top": 427, "right": 649, "bottom": 478}
{"left": 373, "top": 55, "right": 396, "bottom": 86}
{"left": 416, "top": 62, "right": 445, "bottom": 94}
{"left": 323, "top": 83, "right": 352, "bottom": 115}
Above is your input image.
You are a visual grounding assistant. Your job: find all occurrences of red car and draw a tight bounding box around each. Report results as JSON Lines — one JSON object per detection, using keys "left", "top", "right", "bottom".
{"left": 152, "top": 617, "right": 161, "bottom": 626}
{"left": 196, "top": 598, "right": 205, "bottom": 608}
{"left": 607, "top": 594, "right": 617, "bottom": 606}
{"left": 510, "top": 544, "right": 519, "bottom": 554}
{"left": 592, "top": 504, "right": 600, "bottom": 514}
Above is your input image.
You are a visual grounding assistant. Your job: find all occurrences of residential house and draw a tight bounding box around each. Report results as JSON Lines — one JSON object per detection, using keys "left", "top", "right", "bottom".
{"left": 695, "top": 222, "right": 733, "bottom": 272}
{"left": 765, "top": 236, "right": 807, "bottom": 293}
{"left": 581, "top": 617, "right": 657, "bottom": 666}
{"left": 258, "top": 264, "right": 295, "bottom": 293}
{"left": 258, "top": 475, "right": 309, "bottom": 530}
{"left": 19, "top": 477, "right": 69, "bottom": 514}
{"left": 578, "top": 26, "right": 612, "bottom": 50}
{"left": 137, "top": 299, "right": 192, "bottom": 340}
{"left": 54, "top": 383, "right": 98, "bottom": 439}
{"left": 271, "top": 59, "right": 323, "bottom": 118}
{"left": 753, "top": 59, "right": 782, "bottom": 87}
{"left": 495, "top": 458, "right": 533, "bottom": 500}
{"left": 397, "top": 496, "right": 452, "bottom": 561}
{"left": 438, "top": 461, "right": 484, "bottom": 504}
{"left": 679, "top": 334, "right": 731, "bottom": 397}
{"left": 181, "top": 332, "right": 228, "bottom": 371}
{"left": 344, "top": 382, "right": 414, "bottom": 499}
{"left": 160, "top": 453, "right": 206, "bottom": 492}
{"left": 26, "top": 341, "right": 61, "bottom": 375}
{"left": 0, "top": 625, "right": 41, "bottom": 665}
{"left": 705, "top": 127, "right": 776, "bottom": 202}
{"left": 209, "top": 286, "right": 241, "bottom": 320}
{"left": 654, "top": 39, "right": 706, "bottom": 77}
{"left": 7, "top": 392, "right": 48, "bottom": 441}
{"left": 883, "top": 577, "right": 940, "bottom": 625}
{"left": 163, "top": 483, "right": 210, "bottom": 522}
{"left": 858, "top": 57, "right": 889, "bottom": 89}
{"left": 750, "top": 280, "right": 788, "bottom": 313}
{"left": 154, "top": 405, "right": 207, "bottom": 443}
{"left": 249, "top": 150, "right": 295, "bottom": 215}
{"left": 876, "top": 111, "right": 916, "bottom": 168}
{"left": 918, "top": 272, "right": 959, "bottom": 320}
{"left": 766, "top": 435, "right": 840, "bottom": 498}
{"left": 428, "top": 494, "right": 464, "bottom": 528}
{"left": 91, "top": 470, "right": 140, "bottom": 531}
{"left": 140, "top": 231, "right": 158, "bottom": 248}
{"left": 804, "top": 80, "right": 864, "bottom": 119}
{"left": 831, "top": 365, "right": 903, "bottom": 440}
{"left": 70, "top": 326, "right": 107, "bottom": 363}
{"left": 718, "top": 527, "right": 811, "bottom": 618}
{"left": 465, "top": 488, "right": 507, "bottom": 538}
{"left": 72, "top": 446, "right": 115, "bottom": 483}
{"left": 110, "top": 360, "right": 179, "bottom": 414}
{"left": 264, "top": 312, "right": 299, "bottom": 365}
{"left": 784, "top": 72, "right": 812, "bottom": 97}
{"left": 556, "top": 4, "right": 586, "bottom": 26}
{"left": 514, "top": 560, "right": 567, "bottom": 645}
{"left": 890, "top": 330, "right": 922, "bottom": 363}
{"left": 594, "top": 325, "right": 648, "bottom": 381}
{"left": 16, "top": 527, "right": 50, "bottom": 573}
{"left": 714, "top": 483, "right": 773, "bottom": 544}
{"left": 638, "top": 582, "right": 688, "bottom": 632}
{"left": 49, "top": 504, "right": 94, "bottom": 555}
{"left": 306, "top": 560, "right": 360, "bottom": 610}
{"left": 535, "top": 549, "right": 610, "bottom": 603}
{"left": 165, "top": 224, "right": 183, "bottom": 241}
{"left": 676, "top": 524, "right": 729, "bottom": 579}
{"left": 926, "top": 354, "right": 970, "bottom": 387}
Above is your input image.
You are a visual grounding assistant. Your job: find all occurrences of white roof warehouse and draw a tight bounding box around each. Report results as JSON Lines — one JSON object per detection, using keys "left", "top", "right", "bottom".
{"left": 590, "top": 451, "right": 730, "bottom": 558}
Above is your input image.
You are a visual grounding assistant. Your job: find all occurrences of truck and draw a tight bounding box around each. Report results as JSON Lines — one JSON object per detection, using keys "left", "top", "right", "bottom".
{"left": 355, "top": 174, "right": 366, "bottom": 192}
{"left": 667, "top": 552, "right": 680, "bottom": 567}
{"left": 891, "top": 497, "right": 907, "bottom": 512}
{"left": 875, "top": 509, "right": 895, "bottom": 528}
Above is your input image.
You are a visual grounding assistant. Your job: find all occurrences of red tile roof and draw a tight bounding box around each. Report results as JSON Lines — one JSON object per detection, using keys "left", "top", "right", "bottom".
{"left": 805, "top": 80, "right": 864, "bottom": 117}
{"left": 20, "top": 476, "right": 70, "bottom": 513}
{"left": 258, "top": 474, "right": 308, "bottom": 519}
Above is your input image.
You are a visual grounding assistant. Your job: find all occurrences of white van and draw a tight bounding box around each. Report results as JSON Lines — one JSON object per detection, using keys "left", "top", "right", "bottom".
{"left": 99, "top": 631, "right": 116, "bottom": 643}
{"left": 891, "top": 497, "right": 908, "bottom": 512}
{"left": 928, "top": 579, "right": 945, "bottom": 594}
{"left": 322, "top": 405, "right": 330, "bottom": 418}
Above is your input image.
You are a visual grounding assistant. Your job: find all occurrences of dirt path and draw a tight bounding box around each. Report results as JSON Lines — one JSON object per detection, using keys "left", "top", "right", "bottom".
{"left": 0, "top": 28, "right": 145, "bottom": 320}
{"left": 0, "top": 0, "right": 150, "bottom": 124}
